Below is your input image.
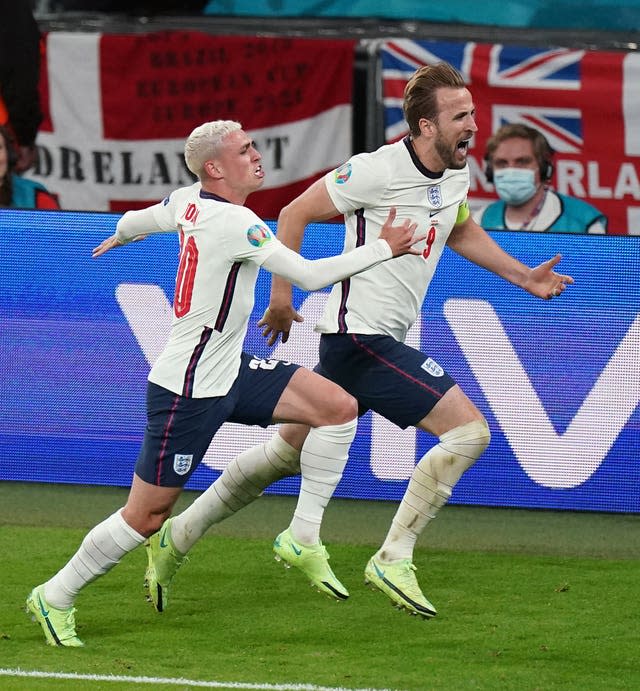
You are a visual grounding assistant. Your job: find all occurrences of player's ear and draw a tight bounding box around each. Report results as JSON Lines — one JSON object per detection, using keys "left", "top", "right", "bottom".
{"left": 418, "top": 118, "right": 435, "bottom": 137}
{"left": 204, "top": 160, "right": 222, "bottom": 178}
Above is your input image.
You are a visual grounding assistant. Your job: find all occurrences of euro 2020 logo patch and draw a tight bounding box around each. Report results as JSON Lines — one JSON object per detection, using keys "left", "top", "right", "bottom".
{"left": 334, "top": 162, "right": 352, "bottom": 185}
{"left": 427, "top": 185, "right": 443, "bottom": 208}
{"left": 247, "top": 224, "right": 273, "bottom": 247}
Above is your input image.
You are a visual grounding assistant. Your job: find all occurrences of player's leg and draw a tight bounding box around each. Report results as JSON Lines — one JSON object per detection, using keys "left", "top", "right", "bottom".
{"left": 270, "top": 366, "right": 357, "bottom": 600}
{"left": 367, "top": 385, "right": 490, "bottom": 617}
{"left": 147, "top": 356, "right": 327, "bottom": 609}
{"left": 273, "top": 366, "right": 357, "bottom": 544}
{"left": 375, "top": 385, "right": 489, "bottom": 564}
{"left": 26, "top": 382, "right": 218, "bottom": 644}
{"left": 316, "top": 333, "right": 490, "bottom": 616}
{"left": 26, "top": 475, "right": 182, "bottom": 647}
{"left": 139, "top": 384, "right": 239, "bottom": 613}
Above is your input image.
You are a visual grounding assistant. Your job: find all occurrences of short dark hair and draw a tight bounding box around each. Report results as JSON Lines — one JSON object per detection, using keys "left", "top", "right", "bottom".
{"left": 403, "top": 62, "right": 466, "bottom": 138}
{"left": 485, "top": 123, "right": 555, "bottom": 178}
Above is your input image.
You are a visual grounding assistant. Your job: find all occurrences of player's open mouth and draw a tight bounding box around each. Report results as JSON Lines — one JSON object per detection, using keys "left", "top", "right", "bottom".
{"left": 255, "top": 165, "right": 264, "bottom": 177}
{"left": 457, "top": 139, "right": 470, "bottom": 152}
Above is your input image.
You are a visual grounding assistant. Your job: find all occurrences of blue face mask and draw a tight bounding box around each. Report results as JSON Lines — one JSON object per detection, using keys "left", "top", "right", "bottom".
{"left": 493, "top": 168, "right": 537, "bottom": 205}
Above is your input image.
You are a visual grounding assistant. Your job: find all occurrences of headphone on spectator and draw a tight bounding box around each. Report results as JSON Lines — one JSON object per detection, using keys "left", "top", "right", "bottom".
{"left": 484, "top": 124, "right": 554, "bottom": 184}
{"left": 0, "top": 125, "right": 19, "bottom": 171}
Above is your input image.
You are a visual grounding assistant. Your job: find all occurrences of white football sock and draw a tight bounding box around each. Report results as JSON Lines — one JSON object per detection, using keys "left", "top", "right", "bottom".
{"left": 377, "top": 420, "right": 490, "bottom": 563}
{"left": 289, "top": 419, "right": 357, "bottom": 545}
{"left": 43, "top": 509, "right": 145, "bottom": 609}
{"left": 170, "top": 433, "right": 300, "bottom": 554}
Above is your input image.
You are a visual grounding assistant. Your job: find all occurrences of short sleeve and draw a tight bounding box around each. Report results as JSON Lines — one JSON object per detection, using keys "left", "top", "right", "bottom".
{"left": 222, "top": 207, "right": 282, "bottom": 265}
{"left": 324, "top": 153, "right": 388, "bottom": 214}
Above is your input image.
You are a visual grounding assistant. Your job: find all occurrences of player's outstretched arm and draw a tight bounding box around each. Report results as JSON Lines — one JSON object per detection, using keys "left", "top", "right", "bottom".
{"left": 261, "top": 216, "right": 419, "bottom": 294}
{"left": 447, "top": 216, "right": 574, "bottom": 300}
{"left": 92, "top": 206, "right": 170, "bottom": 258}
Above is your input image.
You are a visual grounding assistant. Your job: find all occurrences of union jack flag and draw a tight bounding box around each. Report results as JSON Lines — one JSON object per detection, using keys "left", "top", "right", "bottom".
{"left": 488, "top": 45, "right": 583, "bottom": 90}
{"left": 380, "top": 39, "right": 640, "bottom": 235}
{"left": 487, "top": 45, "right": 585, "bottom": 153}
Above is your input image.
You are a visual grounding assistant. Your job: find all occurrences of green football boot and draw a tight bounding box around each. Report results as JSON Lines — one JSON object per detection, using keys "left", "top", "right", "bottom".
{"left": 273, "top": 527, "right": 349, "bottom": 601}
{"left": 26, "top": 585, "right": 84, "bottom": 647}
{"left": 144, "top": 518, "right": 187, "bottom": 613}
{"left": 364, "top": 556, "right": 437, "bottom": 619}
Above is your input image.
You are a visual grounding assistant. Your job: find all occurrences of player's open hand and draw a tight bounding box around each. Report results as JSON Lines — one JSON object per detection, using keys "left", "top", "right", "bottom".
{"left": 523, "top": 253, "right": 575, "bottom": 300}
{"left": 378, "top": 207, "right": 424, "bottom": 257}
{"left": 258, "top": 304, "right": 303, "bottom": 346}
{"left": 92, "top": 234, "right": 124, "bottom": 258}
{"left": 92, "top": 233, "right": 147, "bottom": 258}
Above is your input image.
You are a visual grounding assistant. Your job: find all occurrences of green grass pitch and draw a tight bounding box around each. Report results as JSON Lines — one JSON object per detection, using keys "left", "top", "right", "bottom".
{"left": 1, "top": 481, "right": 639, "bottom": 690}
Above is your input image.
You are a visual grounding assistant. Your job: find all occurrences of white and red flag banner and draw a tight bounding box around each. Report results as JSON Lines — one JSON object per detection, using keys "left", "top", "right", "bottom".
{"left": 381, "top": 39, "right": 640, "bottom": 235}
{"left": 33, "top": 32, "right": 355, "bottom": 219}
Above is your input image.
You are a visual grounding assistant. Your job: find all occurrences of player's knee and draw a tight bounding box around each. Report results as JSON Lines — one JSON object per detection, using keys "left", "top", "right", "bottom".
{"left": 320, "top": 388, "right": 358, "bottom": 426}
{"left": 121, "top": 506, "right": 171, "bottom": 538}
{"left": 439, "top": 418, "right": 491, "bottom": 472}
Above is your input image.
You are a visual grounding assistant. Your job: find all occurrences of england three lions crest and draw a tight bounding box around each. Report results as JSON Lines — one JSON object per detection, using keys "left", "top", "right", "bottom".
{"left": 173, "top": 453, "right": 193, "bottom": 475}
{"left": 427, "top": 186, "right": 443, "bottom": 208}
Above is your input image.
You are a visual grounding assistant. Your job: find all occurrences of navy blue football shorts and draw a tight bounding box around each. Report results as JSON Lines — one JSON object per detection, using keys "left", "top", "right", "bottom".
{"left": 315, "top": 333, "right": 456, "bottom": 429}
{"left": 135, "top": 352, "right": 300, "bottom": 487}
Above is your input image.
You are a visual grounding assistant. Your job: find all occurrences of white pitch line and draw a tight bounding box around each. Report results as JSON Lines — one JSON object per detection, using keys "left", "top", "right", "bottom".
{"left": 0, "top": 668, "right": 399, "bottom": 691}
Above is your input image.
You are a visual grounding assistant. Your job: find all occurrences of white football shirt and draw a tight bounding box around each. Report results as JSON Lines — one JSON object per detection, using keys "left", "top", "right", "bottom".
{"left": 318, "top": 137, "right": 470, "bottom": 342}
{"left": 116, "top": 183, "right": 394, "bottom": 398}
{"left": 142, "top": 185, "right": 281, "bottom": 397}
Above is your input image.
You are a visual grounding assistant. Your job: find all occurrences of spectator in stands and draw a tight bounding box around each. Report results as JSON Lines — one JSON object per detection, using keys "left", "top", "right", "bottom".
{"left": 479, "top": 123, "right": 607, "bottom": 233}
{"left": 0, "top": 125, "right": 59, "bottom": 208}
{"left": 0, "top": 0, "right": 43, "bottom": 173}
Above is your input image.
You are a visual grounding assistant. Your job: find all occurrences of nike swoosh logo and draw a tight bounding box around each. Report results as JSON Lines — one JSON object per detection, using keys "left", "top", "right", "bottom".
{"left": 37, "top": 593, "right": 49, "bottom": 617}
{"left": 160, "top": 530, "right": 169, "bottom": 549}
{"left": 429, "top": 210, "right": 439, "bottom": 217}
{"left": 373, "top": 562, "right": 385, "bottom": 579}
{"left": 289, "top": 542, "right": 302, "bottom": 556}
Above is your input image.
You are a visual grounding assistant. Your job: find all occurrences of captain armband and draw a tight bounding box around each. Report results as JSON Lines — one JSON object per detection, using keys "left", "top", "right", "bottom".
{"left": 455, "top": 200, "right": 470, "bottom": 224}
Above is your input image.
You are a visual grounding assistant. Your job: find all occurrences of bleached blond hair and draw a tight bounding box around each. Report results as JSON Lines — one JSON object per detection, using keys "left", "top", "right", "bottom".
{"left": 184, "top": 120, "right": 242, "bottom": 179}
